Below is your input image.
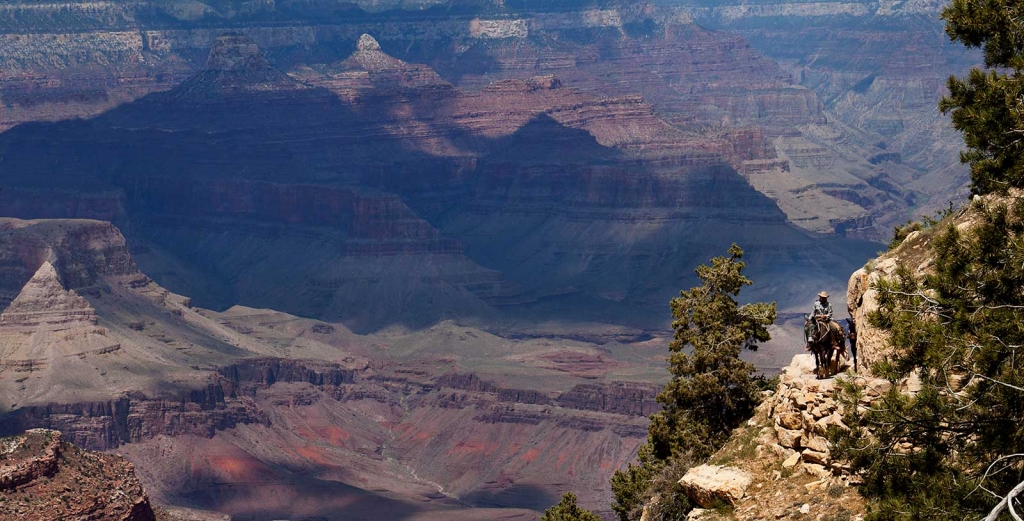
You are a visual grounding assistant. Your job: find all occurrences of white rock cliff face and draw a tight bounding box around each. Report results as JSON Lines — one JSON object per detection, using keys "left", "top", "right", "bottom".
{"left": 676, "top": 0, "right": 947, "bottom": 21}
{"left": 846, "top": 227, "right": 935, "bottom": 373}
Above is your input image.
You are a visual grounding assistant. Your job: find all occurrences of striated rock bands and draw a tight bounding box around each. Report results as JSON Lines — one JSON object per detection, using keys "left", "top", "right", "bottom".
{"left": 0, "top": 261, "right": 97, "bottom": 329}
{"left": 0, "top": 33, "right": 880, "bottom": 333}
{"left": 0, "top": 0, "right": 973, "bottom": 240}
{"left": 1, "top": 391, "right": 268, "bottom": 452}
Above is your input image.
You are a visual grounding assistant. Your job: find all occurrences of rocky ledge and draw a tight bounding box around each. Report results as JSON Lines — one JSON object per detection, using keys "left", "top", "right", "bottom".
{"left": 662, "top": 351, "right": 924, "bottom": 520}
{"left": 761, "top": 354, "right": 893, "bottom": 481}
{"left": 0, "top": 429, "right": 156, "bottom": 520}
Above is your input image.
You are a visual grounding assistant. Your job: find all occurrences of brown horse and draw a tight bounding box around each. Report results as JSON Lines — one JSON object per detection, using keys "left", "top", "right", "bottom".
{"left": 804, "top": 315, "right": 845, "bottom": 379}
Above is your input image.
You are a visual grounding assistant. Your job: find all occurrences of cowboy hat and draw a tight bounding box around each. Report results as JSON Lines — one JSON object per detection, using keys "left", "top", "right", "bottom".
{"left": 818, "top": 291, "right": 829, "bottom": 298}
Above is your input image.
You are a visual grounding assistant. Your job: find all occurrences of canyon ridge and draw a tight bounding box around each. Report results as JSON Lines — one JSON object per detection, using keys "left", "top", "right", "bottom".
{"left": 0, "top": 0, "right": 975, "bottom": 518}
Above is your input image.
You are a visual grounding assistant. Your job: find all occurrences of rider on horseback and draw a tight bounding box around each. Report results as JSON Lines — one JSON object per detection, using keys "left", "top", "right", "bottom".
{"left": 804, "top": 291, "right": 848, "bottom": 377}
{"left": 813, "top": 291, "right": 833, "bottom": 323}
{"left": 810, "top": 291, "right": 845, "bottom": 353}
{"left": 806, "top": 291, "right": 833, "bottom": 346}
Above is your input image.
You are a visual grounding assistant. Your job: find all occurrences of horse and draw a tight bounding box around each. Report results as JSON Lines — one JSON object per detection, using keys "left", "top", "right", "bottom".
{"left": 804, "top": 314, "right": 845, "bottom": 379}
{"left": 845, "top": 317, "right": 858, "bottom": 373}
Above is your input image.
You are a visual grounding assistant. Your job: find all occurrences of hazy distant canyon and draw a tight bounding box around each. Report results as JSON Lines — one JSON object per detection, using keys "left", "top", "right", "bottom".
{"left": 0, "top": 0, "right": 976, "bottom": 518}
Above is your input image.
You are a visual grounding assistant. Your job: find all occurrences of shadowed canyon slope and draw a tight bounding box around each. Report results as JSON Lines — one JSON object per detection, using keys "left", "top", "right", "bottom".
{"left": 0, "top": 217, "right": 671, "bottom": 518}
{"left": 0, "top": 1, "right": 974, "bottom": 517}
{"left": 0, "top": 0, "right": 970, "bottom": 237}
{"left": 0, "top": 33, "right": 878, "bottom": 334}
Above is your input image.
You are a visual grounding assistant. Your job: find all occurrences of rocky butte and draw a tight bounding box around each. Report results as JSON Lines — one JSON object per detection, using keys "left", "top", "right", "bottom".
{"left": 0, "top": 33, "right": 878, "bottom": 338}
{"left": 0, "top": 216, "right": 669, "bottom": 518}
{"left": 0, "top": 0, "right": 981, "bottom": 518}
{"left": 0, "top": 429, "right": 156, "bottom": 520}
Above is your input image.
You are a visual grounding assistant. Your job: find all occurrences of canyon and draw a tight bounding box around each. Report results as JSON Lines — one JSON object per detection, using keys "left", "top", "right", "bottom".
{"left": 0, "top": 0, "right": 971, "bottom": 238}
{"left": 674, "top": 0, "right": 979, "bottom": 217}
{"left": 0, "top": 217, "right": 664, "bottom": 518}
{"left": 0, "top": 30, "right": 878, "bottom": 334}
{"left": 0, "top": 0, "right": 977, "bottom": 518}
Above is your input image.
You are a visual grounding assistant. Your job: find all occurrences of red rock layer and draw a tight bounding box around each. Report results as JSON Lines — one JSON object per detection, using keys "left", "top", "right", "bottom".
{"left": 0, "top": 429, "right": 157, "bottom": 521}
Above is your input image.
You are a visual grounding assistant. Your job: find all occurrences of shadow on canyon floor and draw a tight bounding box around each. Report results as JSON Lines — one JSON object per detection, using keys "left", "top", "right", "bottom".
{"left": 461, "top": 482, "right": 561, "bottom": 512}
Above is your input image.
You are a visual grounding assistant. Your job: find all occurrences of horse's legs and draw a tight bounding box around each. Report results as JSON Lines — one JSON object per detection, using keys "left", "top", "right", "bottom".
{"left": 815, "top": 347, "right": 824, "bottom": 379}
{"left": 819, "top": 348, "right": 827, "bottom": 379}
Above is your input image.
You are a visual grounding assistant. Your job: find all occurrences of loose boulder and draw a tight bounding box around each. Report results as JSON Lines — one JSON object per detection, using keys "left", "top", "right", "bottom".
{"left": 678, "top": 464, "right": 752, "bottom": 507}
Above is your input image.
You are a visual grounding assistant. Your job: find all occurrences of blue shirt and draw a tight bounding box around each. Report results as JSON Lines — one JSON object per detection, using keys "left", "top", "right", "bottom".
{"left": 813, "top": 300, "right": 833, "bottom": 322}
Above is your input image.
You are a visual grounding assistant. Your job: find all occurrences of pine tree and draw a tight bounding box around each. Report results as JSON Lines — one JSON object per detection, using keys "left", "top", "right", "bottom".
{"left": 542, "top": 492, "right": 602, "bottom": 521}
{"left": 833, "top": 197, "right": 1024, "bottom": 520}
{"left": 648, "top": 244, "right": 776, "bottom": 462}
{"left": 940, "top": 0, "right": 1024, "bottom": 194}
{"left": 610, "top": 444, "right": 659, "bottom": 521}
{"left": 611, "top": 244, "right": 776, "bottom": 520}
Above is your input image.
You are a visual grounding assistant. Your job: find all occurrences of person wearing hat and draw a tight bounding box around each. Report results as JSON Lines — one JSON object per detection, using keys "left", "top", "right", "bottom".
{"left": 807, "top": 291, "right": 847, "bottom": 358}
{"left": 812, "top": 291, "right": 833, "bottom": 324}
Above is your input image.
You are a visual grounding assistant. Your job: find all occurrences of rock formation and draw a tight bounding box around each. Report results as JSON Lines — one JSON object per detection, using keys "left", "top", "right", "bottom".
{"left": 322, "top": 33, "right": 452, "bottom": 95}
{"left": 0, "top": 218, "right": 674, "bottom": 517}
{"left": 678, "top": 464, "right": 752, "bottom": 507}
{"left": 0, "top": 0, "right": 968, "bottom": 237}
{"left": 0, "top": 262, "right": 97, "bottom": 329}
{"left": 158, "top": 33, "right": 313, "bottom": 103}
{"left": 846, "top": 225, "right": 939, "bottom": 371}
{"left": 0, "top": 429, "right": 156, "bottom": 520}
{"left": 0, "top": 35, "right": 879, "bottom": 335}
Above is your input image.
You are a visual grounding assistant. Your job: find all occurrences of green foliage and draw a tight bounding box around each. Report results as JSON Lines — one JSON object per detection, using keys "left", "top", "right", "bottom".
{"left": 888, "top": 220, "right": 923, "bottom": 250}
{"left": 650, "top": 243, "right": 776, "bottom": 462}
{"left": 888, "top": 202, "right": 959, "bottom": 251}
{"left": 610, "top": 446, "right": 700, "bottom": 521}
{"left": 832, "top": 198, "right": 1024, "bottom": 520}
{"left": 940, "top": 0, "right": 1024, "bottom": 194}
{"left": 610, "top": 444, "right": 660, "bottom": 521}
{"left": 542, "top": 492, "right": 602, "bottom": 521}
{"left": 610, "top": 244, "right": 776, "bottom": 521}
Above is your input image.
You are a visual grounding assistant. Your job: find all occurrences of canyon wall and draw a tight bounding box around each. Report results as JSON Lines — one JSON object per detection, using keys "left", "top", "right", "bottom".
{"left": 0, "top": 33, "right": 879, "bottom": 333}
{"left": 677, "top": 0, "right": 978, "bottom": 217}
{"left": 0, "top": 0, "right": 947, "bottom": 239}
{"left": 0, "top": 218, "right": 670, "bottom": 517}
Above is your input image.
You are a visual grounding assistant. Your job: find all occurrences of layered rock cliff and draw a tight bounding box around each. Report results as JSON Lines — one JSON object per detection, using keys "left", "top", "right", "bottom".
{"left": 0, "top": 0, "right": 953, "bottom": 237}
{"left": 0, "top": 34, "right": 878, "bottom": 333}
{"left": 0, "top": 429, "right": 156, "bottom": 520}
